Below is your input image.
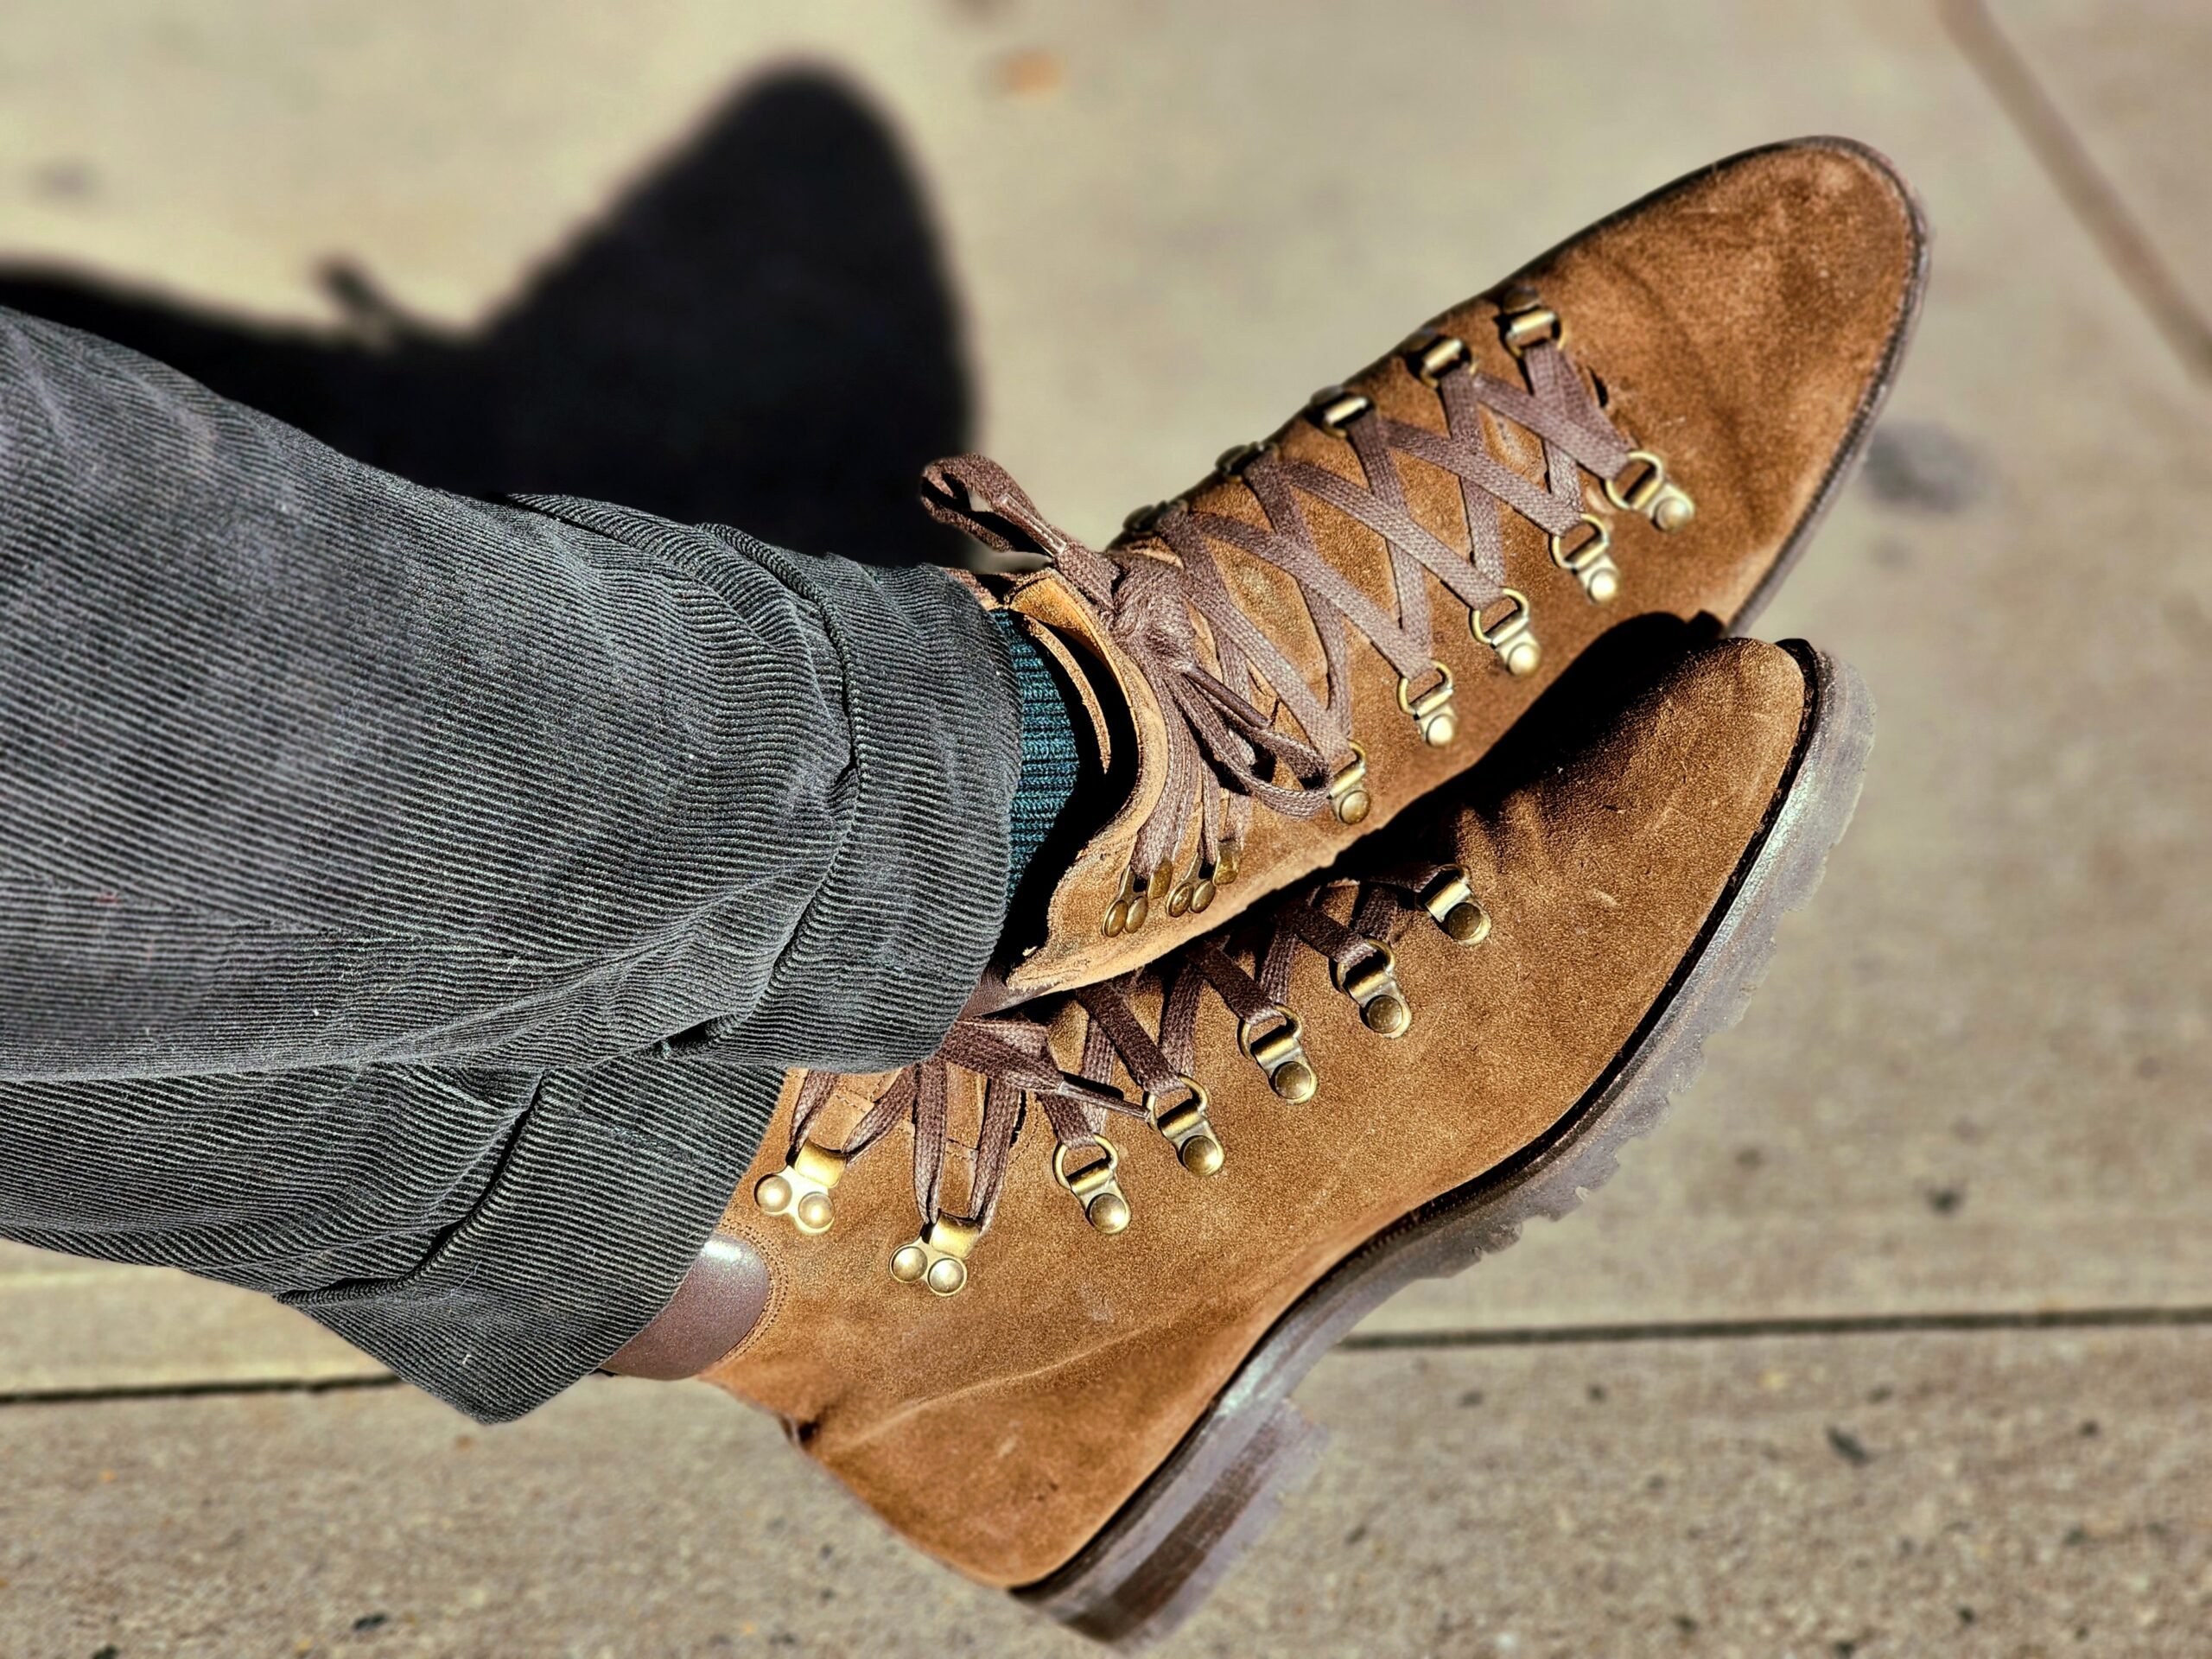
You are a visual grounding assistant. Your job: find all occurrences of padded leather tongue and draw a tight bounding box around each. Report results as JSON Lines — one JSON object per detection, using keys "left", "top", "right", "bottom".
{"left": 604, "top": 1233, "right": 772, "bottom": 1380}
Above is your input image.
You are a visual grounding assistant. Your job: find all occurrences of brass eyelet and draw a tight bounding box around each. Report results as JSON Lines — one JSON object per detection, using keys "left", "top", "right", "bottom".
{"left": 1103, "top": 867, "right": 1155, "bottom": 938}
{"left": 1169, "top": 855, "right": 1219, "bottom": 918}
{"left": 1604, "top": 448, "right": 1696, "bottom": 531}
{"left": 1549, "top": 512, "right": 1622, "bottom": 606}
{"left": 1395, "top": 660, "right": 1458, "bottom": 747}
{"left": 1215, "top": 440, "right": 1275, "bottom": 479}
{"left": 753, "top": 1141, "right": 849, "bottom": 1236}
{"left": 1145, "top": 1076, "right": 1224, "bottom": 1177}
{"left": 1402, "top": 328, "right": 1471, "bottom": 386}
{"left": 1333, "top": 943, "right": 1411, "bottom": 1037}
{"left": 1238, "top": 1007, "right": 1318, "bottom": 1102}
{"left": 890, "top": 1217, "right": 982, "bottom": 1296}
{"left": 1121, "top": 500, "right": 1174, "bottom": 537}
{"left": 1053, "top": 1138, "right": 1132, "bottom": 1234}
{"left": 1421, "top": 868, "right": 1493, "bottom": 945}
{"left": 1496, "top": 285, "right": 1564, "bottom": 358}
{"left": 1328, "top": 742, "right": 1372, "bottom": 825}
{"left": 1306, "top": 385, "right": 1374, "bottom": 435}
{"left": 1471, "top": 588, "right": 1541, "bottom": 677}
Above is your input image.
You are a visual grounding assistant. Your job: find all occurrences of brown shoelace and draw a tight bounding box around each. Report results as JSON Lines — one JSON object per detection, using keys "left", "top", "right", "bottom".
{"left": 770, "top": 859, "right": 1488, "bottom": 1285}
{"left": 918, "top": 296, "right": 1645, "bottom": 922}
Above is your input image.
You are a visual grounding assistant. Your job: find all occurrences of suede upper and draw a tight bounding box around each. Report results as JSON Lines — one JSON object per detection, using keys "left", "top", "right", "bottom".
{"left": 997, "top": 137, "right": 1921, "bottom": 1000}
{"left": 702, "top": 639, "right": 1815, "bottom": 1587}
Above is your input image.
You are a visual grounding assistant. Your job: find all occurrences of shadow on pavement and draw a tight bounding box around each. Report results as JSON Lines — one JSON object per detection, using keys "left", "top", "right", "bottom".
{"left": 0, "top": 67, "right": 973, "bottom": 566}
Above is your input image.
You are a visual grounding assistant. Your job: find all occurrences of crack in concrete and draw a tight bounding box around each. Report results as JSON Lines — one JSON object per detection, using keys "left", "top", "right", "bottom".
{"left": 1941, "top": 0, "right": 2212, "bottom": 381}
{"left": 3, "top": 1307, "right": 2207, "bottom": 1408}
{"left": 0, "top": 1371, "right": 397, "bottom": 1410}
{"left": 1342, "top": 1303, "right": 2212, "bottom": 1351}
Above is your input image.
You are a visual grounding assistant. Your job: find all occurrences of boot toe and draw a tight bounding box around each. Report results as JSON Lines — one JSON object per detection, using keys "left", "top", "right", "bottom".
{"left": 1459, "top": 137, "right": 1930, "bottom": 626}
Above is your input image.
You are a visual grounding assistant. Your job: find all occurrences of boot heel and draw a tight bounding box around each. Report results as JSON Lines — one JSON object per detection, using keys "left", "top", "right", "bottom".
{"left": 1016, "top": 1397, "right": 1330, "bottom": 1650}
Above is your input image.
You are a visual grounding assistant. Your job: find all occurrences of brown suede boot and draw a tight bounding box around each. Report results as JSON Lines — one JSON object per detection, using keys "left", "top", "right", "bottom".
{"left": 617, "top": 637, "right": 1874, "bottom": 1646}
{"left": 930, "top": 137, "right": 1920, "bottom": 1006}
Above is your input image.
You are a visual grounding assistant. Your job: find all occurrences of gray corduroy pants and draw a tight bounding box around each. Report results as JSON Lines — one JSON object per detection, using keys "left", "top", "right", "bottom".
{"left": 0, "top": 308, "right": 1025, "bottom": 1421}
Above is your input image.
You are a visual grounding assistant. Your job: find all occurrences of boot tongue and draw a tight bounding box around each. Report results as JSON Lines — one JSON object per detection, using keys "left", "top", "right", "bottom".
{"left": 959, "top": 965, "right": 1023, "bottom": 1020}
{"left": 1009, "top": 597, "right": 1122, "bottom": 779}
{"left": 964, "top": 593, "right": 1141, "bottom": 1013}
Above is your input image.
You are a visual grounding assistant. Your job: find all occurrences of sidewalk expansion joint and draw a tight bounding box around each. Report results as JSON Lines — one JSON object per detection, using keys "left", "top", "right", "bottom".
{"left": 1942, "top": 0, "right": 2212, "bottom": 381}
{"left": 1340, "top": 1303, "right": 2212, "bottom": 1351}
{"left": 0, "top": 1372, "right": 399, "bottom": 1410}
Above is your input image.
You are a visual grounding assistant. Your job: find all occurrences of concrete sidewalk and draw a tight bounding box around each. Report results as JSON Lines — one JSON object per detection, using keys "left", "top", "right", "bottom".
{"left": 0, "top": 1, "right": 2206, "bottom": 1654}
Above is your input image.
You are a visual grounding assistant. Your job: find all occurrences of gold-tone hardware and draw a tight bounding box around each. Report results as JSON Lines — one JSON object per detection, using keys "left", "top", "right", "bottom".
{"left": 1145, "top": 1077, "right": 1224, "bottom": 1177}
{"left": 1103, "top": 868, "right": 1151, "bottom": 938}
{"left": 1650, "top": 488, "right": 1695, "bottom": 532}
{"left": 1333, "top": 944, "right": 1411, "bottom": 1038}
{"left": 1169, "top": 859, "right": 1219, "bottom": 918}
{"left": 1122, "top": 501, "right": 1173, "bottom": 537}
{"left": 1329, "top": 743, "right": 1372, "bottom": 825}
{"left": 753, "top": 1141, "right": 849, "bottom": 1236}
{"left": 1421, "top": 868, "right": 1493, "bottom": 945}
{"left": 1471, "top": 588, "right": 1541, "bottom": 677}
{"left": 1497, "top": 286, "right": 1565, "bottom": 358}
{"left": 1239, "top": 1008, "right": 1318, "bottom": 1103}
{"left": 1306, "top": 385, "right": 1374, "bottom": 434}
{"left": 1603, "top": 451, "right": 1664, "bottom": 513}
{"left": 889, "top": 1217, "right": 982, "bottom": 1296}
{"left": 1549, "top": 512, "right": 1622, "bottom": 606}
{"left": 1402, "top": 328, "right": 1471, "bottom": 386}
{"left": 1395, "top": 660, "right": 1459, "bottom": 747}
{"left": 1216, "top": 842, "right": 1241, "bottom": 885}
{"left": 1500, "top": 307, "right": 1562, "bottom": 356}
{"left": 1054, "top": 1138, "right": 1131, "bottom": 1234}
{"left": 1147, "top": 865, "right": 1173, "bottom": 903}
{"left": 1215, "top": 440, "right": 1274, "bottom": 478}
{"left": 1604, "top": 449, "right": 1697, "bottom": 532}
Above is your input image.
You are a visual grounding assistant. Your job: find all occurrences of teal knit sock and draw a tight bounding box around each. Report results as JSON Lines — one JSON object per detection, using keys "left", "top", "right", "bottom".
{"left": 988, "top": 609, "right": 1083, "bottom": 903}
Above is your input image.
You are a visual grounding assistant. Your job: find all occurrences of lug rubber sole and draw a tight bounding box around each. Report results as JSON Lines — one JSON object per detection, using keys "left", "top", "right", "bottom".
{"left": 1015, "top": 639, "right": 1876, "bottom": 1649}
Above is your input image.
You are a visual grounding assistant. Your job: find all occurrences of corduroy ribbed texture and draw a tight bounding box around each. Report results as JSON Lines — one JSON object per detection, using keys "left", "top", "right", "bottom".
{"left": 0, "top": 305, "right": 1024, "bottom": 1421}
